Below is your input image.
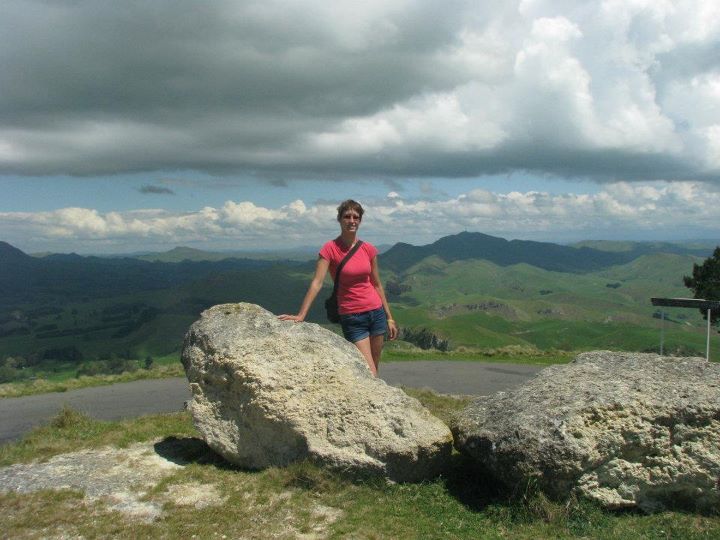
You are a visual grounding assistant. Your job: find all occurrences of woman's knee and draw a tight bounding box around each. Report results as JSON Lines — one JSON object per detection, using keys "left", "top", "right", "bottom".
{"left": 370, "top": 335, "right": 384, "bottom": 360}
{"left": 353, "top": 338, "right": 378, "bottom": 375}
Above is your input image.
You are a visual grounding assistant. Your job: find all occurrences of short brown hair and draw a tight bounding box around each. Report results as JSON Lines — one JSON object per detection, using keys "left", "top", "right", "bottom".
{"left": 336, "top": 199, "right": 364, "bottom": 222}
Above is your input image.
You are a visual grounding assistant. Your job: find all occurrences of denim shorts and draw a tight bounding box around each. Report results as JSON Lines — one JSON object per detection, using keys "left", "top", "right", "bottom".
{"left": 340, "top": 306, "right": 387, "bottom": 343}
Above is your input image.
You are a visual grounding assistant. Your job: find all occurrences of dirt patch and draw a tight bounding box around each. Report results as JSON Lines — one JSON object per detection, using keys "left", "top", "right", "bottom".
{"left": 162, "top": 480, "right": 226, "bottom": 509}
{"left": 0, "top": 440, "right": 219, "bottom": 522}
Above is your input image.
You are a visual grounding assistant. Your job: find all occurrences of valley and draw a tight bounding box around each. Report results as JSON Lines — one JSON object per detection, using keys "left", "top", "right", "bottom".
{"left": 0, "top": 233, "right": 717, "bottom": 386}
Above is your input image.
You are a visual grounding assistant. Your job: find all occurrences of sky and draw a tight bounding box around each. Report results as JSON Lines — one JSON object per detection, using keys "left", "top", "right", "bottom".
{"left": 1, "top": 0, "right": 720, "bottom": 254}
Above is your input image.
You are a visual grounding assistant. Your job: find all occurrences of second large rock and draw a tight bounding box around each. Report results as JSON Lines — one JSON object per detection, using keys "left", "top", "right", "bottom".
{"left": 182, "top": 303, "right": 453, "bottom": 482}
{"left": 452, "top": 351, "right": 720, "bottom": 512}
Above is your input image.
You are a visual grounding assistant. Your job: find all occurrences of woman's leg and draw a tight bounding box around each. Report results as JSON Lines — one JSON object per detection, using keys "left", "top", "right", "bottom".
{"left": 353, "top": 337, "right": 377, "bottom": 376}
{"left": 370, "top": 334, "right": 384, "bottom": 372}
{"left": 352, "top": 334, "right": 385, "bottom": 376}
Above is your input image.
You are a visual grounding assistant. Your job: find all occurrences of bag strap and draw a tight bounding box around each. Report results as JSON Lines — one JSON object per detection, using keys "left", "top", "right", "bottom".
{"left": 332, "top": 240, "right": 364, "bottom": 295}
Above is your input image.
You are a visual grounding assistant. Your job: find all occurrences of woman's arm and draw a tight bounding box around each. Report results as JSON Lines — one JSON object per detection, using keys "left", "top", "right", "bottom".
{"left": 278, "top": 256, "right": 330, "bottom": 322}
{"left": 370, "top": 257, "right": 398, "bottom": 340}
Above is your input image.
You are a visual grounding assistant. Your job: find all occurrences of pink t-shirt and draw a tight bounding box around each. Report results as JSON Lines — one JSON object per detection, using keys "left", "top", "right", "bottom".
{"left": 319, "top": 238, "right": 382, "bottom": 315}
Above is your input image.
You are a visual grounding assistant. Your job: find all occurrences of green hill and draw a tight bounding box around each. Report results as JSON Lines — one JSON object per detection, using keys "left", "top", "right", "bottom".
{"left": 380, "top": 232, "right": 648, "bottom": 274}
{"left": 387, "top": 252, "right": 714, "bottom": 358}
{"left": 379, "top": 232, "right": 715, "bottom": 274}
{"left": 1, "top": 234, "right": 717, "bottom": 378}
{"left": 572, "top": 239, "right": 716, "bottom": 255}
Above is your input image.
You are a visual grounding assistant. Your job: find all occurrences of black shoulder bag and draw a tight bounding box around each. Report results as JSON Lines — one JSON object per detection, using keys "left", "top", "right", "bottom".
{"left": 325, "top": 241, "right": 363, "bottom": 323}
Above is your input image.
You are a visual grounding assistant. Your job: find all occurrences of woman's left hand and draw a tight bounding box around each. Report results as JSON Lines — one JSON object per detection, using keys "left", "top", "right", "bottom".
{"left": 278, "top": 313, "right": 305, "bottom": 322}
{"left": 387, "top": 319, "right": 398, "bottom": 340}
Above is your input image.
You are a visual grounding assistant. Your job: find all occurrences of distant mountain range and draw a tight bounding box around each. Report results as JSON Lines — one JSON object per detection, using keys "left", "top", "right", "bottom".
{"left": 0, "top": 240, "right": 299, "bottom": 303}
{"left": 379, "top": 232, "right": 714, "bottom": 274}
{"left": 134, "top": 246, "right": 320, "bottom": 263}
{"left": 132, "top": 244, "right": 393, "bottom": 262}
{"left": 570, "top": 239, "right": 717, "bottom": 254}
{"left": 2, "top": 233, "right": 714, "bottom": 303}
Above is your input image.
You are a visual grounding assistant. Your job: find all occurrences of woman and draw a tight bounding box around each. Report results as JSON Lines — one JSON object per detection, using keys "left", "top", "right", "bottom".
{"left": 278, "top": 200, "right": 398, "bottom": 376}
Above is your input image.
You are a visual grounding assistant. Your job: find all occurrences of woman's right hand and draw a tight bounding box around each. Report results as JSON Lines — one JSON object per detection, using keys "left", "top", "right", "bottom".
{"left": 277, "top": 314, "right": 304, "bottom": 322}
{"left": 277, "top": 257, "right": 328, "bottom": 325}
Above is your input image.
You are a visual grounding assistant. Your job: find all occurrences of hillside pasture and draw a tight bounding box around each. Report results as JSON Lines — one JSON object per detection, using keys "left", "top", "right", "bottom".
{"left": 1, "top": 244, "right": 717, "bottom": 385}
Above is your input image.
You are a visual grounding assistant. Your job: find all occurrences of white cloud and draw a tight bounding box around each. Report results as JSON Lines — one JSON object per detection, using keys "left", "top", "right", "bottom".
{"left": 2, "top": 181, "right": 718, "bottom": 252}
{"left": 307, "top": 91, "right": 507, "bottom": 155}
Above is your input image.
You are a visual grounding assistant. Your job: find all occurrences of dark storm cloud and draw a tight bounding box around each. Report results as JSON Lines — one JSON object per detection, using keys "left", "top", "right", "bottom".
{"left": 1, "top": 0, "right": 719, "bottom": 183}
{"left": 138, "top": 185, "right": 175, "bottom": 195}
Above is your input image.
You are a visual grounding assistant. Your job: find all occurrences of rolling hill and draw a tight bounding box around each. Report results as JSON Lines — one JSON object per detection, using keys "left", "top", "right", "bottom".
{"left": 381, "top": 231, "right": 633, "bottom": 273}
{"left": 0, "top": 234, "right": 717, "bottom": 368}
{"left": 0, "top": 242, "right": 300, "bottom": 304}
{"left": 386, "top": 252, "right": 708, "bottom": 348}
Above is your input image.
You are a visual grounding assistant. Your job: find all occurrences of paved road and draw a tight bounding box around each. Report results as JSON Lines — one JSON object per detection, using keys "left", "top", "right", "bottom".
{"left": 0, "top": 361, "right": 545, "bottom": 445}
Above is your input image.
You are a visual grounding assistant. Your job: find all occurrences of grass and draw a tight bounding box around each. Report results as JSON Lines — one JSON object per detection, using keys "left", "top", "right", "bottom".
{"left": 0, "top": 360, "right": 185, "bottom": 399}
{"left": 1, "top": 392, "right": 719, "bottom": 538}
{"left": 0, "top": 406, "right": 195, "bottom": 466}
{"left": 384, "top": 344, "right": 577, "bottom": 366}
{"left": 402, "top": 386, "right": 473, "bottom": 424}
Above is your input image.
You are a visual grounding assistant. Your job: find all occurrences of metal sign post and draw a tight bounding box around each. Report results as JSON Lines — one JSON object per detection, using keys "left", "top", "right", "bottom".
{"left": 660, "top": 310, "right": 665, "bottom": 356}
{"left": 708, "top": 308, "right": 712, "bottom": 361}
{"left": 650, "top": 298, "right": 720, "bottom": 361}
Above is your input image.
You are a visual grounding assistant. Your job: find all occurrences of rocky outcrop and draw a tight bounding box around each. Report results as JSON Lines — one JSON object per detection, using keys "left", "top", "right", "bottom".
{"left": 452, "top": 351, "right": 720, "bottom": 512}
{"left": 181, "top": 303, "right": 453, "bottom": 482}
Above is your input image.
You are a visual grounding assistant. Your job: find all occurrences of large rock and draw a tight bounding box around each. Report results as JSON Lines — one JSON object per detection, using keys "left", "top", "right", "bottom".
{"left": 452, "top": 351, "right": 720, "bottom": 512}
{"left": 181, "top": 303, "right": 453, "bottom": 482}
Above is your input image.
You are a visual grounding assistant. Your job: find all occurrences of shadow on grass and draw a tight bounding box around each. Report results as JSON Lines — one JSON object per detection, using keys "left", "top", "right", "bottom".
{"left": 152, "top": 435, "right": 373, "bottom": 494}
{"left": 154, "top": 436, "right": 234, "bottom": 469}
{"left": 440, "top": 451, "right": 720, "bottom": 531}
{"left": 440, "top": 452, "right": 503, "bottom": 512}
{"left": 438, "top": 453, "right": 612, "bottom": 533}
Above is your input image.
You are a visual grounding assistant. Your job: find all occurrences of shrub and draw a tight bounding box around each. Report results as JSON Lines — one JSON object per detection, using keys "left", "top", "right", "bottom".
{"left": 107, "top": 358, "right": 138, "bottom": 374}
{"left": 401, "top": 327, "right": 450, "bottom": 351}
{"left": 76, "top": 361, "right": 108, "bottom": 377}
{"left": 0, "top": 364, "right": 19, "bottom": 383}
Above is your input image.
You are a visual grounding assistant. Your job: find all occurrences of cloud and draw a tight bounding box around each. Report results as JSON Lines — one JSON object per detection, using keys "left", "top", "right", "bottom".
{"left": 138, "top": 185, "right": 175, "bottom": 195}
{"left": 2, "top": 181, "right": 718, "bottom": 252}
{"left": 1, "top": 1, "right": 720, "bottom": 182}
